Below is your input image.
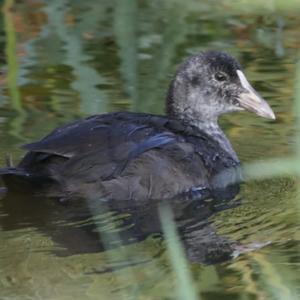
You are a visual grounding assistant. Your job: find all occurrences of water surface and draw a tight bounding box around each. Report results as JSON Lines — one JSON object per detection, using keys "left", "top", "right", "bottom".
{"left": 0, "top": 1, "right": 299, "bottom": 299}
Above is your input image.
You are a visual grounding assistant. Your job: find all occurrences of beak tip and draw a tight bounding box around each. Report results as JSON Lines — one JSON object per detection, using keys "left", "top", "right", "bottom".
{"left": 265, "top": 109, "right": 276, "bottom": 120}
{"left": 258, "top": 109, "right": 276, "bottom": 120}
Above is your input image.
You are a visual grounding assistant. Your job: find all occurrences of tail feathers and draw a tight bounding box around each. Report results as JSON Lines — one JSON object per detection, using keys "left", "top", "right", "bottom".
{"left": 0, "top": 167, "right": 30, "bottom": 177}
{"left": 0, "top": 167, "right": 54, "bottom": 194}
{"left": 0, "top": 167, "right": 33, "bottom": 192}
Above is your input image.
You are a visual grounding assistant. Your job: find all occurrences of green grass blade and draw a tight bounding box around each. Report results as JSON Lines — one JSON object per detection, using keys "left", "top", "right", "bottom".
{"left": 159, "top": 203, "right": 200, "bottom": 300}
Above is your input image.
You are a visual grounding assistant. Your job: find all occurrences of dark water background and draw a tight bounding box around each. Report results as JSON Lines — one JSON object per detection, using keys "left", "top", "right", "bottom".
{"left": 0, "top": 1, "right": 299, "bottom": 299}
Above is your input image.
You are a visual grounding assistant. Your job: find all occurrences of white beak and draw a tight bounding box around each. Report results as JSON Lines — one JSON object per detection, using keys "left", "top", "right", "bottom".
{"left": 236, "top": 70, "right": 275, "bottom": 120}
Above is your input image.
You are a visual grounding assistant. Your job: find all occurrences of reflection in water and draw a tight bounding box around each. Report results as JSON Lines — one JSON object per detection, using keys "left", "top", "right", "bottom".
{"left": 0, "top": 191, "right": 242, "bottom": 265}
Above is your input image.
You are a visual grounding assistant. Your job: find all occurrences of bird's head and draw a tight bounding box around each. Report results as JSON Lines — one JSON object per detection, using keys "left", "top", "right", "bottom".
{"left": 167, "top": 51, "right": 275, "bottom": 124}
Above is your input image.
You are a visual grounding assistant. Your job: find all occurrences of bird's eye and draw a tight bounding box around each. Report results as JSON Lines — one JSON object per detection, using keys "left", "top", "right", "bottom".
{"left": 215, "top": 72, "right": 228, "bottom": 82}
{"left": 191, "top": 76, "right": 200, "bottom": 86}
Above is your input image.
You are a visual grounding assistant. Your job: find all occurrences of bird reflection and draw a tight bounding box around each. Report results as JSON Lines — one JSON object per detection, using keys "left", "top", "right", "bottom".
{"left": 0, "top": 192, "right": 241, "bottom": 265}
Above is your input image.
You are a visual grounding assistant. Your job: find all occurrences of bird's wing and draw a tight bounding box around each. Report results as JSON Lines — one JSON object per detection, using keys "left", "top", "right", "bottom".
{"left": 55, "top": 140, "right": 209, "bottom": 202}
{"left": 12, "top": 113, "right": 210, "bottom": 200}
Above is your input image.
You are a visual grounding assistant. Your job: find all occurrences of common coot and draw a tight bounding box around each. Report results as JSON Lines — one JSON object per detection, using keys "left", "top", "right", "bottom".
{"left": 0, "top": 51, "right": 275, "bottom": 203}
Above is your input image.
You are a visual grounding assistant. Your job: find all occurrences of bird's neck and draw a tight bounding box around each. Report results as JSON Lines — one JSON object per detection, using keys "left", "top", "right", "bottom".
{"left": 167, "top": 106, "right": 238, "bottom": 161}
{"left": 194, "top": 120, "right": 238, "bottom": 162}
{"left": 166, "top": 81, "right": 238, "bottom": 161}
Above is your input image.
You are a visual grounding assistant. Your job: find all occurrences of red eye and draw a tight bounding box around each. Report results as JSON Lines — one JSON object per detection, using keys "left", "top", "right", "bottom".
{"left": 215, "top": 72, "right": 227, "bottom": 82}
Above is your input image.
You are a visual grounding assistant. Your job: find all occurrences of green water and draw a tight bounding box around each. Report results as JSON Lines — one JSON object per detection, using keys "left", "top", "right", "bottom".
{"left": 0, "top": 0, "right": 299, "bottom": 299}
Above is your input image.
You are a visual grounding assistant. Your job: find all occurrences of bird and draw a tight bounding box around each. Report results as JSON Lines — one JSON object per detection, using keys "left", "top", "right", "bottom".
{"left": 0, "top": 51, "right": 275, "bottom": 204}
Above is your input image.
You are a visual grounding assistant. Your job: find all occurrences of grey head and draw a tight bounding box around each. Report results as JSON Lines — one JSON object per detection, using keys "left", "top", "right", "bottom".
{"left": 166, "top": 51, "right": 275, "bottom": 159}
{"left": 167, "top": 51, "right": 275, "bottom": 126}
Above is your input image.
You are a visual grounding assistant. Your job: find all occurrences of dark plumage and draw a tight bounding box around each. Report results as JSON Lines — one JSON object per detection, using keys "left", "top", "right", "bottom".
{"left": 0, "top": 51, "right": 275, "bottom": 203}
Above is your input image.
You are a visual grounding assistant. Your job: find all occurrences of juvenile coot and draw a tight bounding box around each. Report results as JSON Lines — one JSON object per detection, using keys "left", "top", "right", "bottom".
{"left": 0, "top": 51, "right": 275, "bottom": 203}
